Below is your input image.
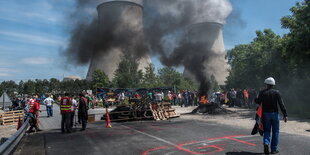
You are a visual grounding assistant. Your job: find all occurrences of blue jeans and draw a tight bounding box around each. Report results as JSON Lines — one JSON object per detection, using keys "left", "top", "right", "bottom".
{"left": 263, "top": 112, "right": 280, "bottom": 151}
{"left": 46, "top": 106, "right": 53, "bottom": 117}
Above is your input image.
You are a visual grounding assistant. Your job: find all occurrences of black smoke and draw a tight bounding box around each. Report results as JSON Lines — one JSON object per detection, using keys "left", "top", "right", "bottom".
{"left": 62, "top": 0, "right": 232, "bottom": 95}
{"left": 63, "top": 0, "right": 148, "bottom": 66}
{"left": 143, "top": 0, "right": 232, "bottom": 95}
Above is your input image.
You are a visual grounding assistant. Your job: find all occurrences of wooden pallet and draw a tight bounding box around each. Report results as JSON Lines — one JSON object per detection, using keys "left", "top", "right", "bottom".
{"left": 0, "top": 110, "right": 24, "bottom": 125}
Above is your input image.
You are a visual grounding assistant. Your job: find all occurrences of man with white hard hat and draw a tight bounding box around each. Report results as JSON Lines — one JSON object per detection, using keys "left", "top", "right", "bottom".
{"left": 255, "top": 77, "right": 288, "bottom": 155}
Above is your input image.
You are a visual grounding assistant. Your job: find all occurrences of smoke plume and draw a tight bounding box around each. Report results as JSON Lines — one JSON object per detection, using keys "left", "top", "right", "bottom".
{"left": 63, "top": 0, "right": 232, "bottom": 94}
{"left": 63, "top": 0, "right": 147, "bottom": 66}
{"left": 143, "top": 0, "right": 232, "bottom": 95}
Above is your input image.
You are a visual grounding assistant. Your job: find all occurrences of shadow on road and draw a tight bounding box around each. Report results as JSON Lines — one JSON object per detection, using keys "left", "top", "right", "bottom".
{"left": 226, "top": 151, "right": 263, "bottom": 155}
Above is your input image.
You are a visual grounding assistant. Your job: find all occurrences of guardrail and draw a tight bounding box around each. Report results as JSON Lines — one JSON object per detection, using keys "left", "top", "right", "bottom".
{"left": 0, "top": 118, "right": 29, "bottom": 155}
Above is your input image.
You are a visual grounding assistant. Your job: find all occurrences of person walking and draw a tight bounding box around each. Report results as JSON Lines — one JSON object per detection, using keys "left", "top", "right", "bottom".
{"left": 44, "top": 95, "right": 54, "bottom": 117}
{"left": 255, "top": 77, "right": 288, "bottom": 155}
{"left": 60, "top": 93, "right": 72, "bottom": 133}
{"left": 78, "top": 93, "right": 88, "bottom": 131}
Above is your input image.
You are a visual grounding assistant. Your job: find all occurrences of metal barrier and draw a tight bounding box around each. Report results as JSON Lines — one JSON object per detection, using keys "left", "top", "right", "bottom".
{"left": 0, "top": 118, "right": 29, "bottom": 155}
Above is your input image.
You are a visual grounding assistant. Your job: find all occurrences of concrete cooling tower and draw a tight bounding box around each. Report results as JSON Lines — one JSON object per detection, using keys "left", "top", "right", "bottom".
{"left": 183, "top": 22, "right": 229, "bottom": 85}
{"left": 86, "top": 0, "right": 151, "bottom": 81}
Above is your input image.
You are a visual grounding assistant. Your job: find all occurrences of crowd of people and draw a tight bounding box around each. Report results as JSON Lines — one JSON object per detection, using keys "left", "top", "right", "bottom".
{"left": 9, "top": 92, "right": 95, "bottom": 133}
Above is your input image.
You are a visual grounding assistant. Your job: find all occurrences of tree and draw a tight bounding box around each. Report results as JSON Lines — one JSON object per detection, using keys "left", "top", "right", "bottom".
{"left": 158, "top": 67, "right": 182, "bottom": 87}
{"left": 18, "top": 80, "right": 24, "bottom": 95}
{"left": 23, "top": 80, "right": 36, "bottom": 95}
{"left": 142, "top": 63, "right": 160, "bottom": 88}
{"left": 226, "top": 29, "right": 285, "bottom": 89}
{"left": 0, "top": 81, "right": 18, "bottom": 98}
{"left": 281, "top": 0, "right": 310, "bottom": 77}
{"left": 91, "top": 69, "right": 110, "bottom": 90}
{"left": 113, "top": 54, "right": 143, "bottom": 88}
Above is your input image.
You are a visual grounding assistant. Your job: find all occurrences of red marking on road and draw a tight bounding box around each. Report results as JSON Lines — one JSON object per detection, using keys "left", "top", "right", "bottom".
{"left": 207, "top": 135, "right": 256, "bottom": 146}
{"left": 142, "top": 146, "right": 169, "bottom": 155}
{"left": 195, "top": 144, "right": 225, "bottom": 154}
{"left": 142, "top": 135, "right": 257, "bottom": 155}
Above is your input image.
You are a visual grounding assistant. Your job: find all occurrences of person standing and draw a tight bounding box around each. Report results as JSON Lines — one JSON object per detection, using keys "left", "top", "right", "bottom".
{"left": 78, "top": 93, "right": 88, "bottom": 131}
{"left": 71, "top": 96, "right": 78, "bottom": 128}
{"left": 229, "top": 88, "right": 237, "bottom": 107}
{"left": 60, "top": 93, "right": 72, "bottom": 133}
{"left": 255, "top": 77, "right": 288, "bottom": 155}
{"left": 44, "top": 95, "right": 54, "bottom": 117}
{"left": 27, "top": 97, "right": 41, "bottom": 132}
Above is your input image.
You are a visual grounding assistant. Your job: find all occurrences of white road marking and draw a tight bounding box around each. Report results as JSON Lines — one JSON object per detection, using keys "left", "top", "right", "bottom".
{"left": 121, "top": 124, "right": 177, "bottom": 146}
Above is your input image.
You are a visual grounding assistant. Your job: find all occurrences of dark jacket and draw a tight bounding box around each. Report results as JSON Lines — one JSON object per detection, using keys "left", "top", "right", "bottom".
{"left": 78, "top": 97, "right": 88, "bottom": 113}
{"left": 255, "top": 88, "right": 287, "bottom": 117}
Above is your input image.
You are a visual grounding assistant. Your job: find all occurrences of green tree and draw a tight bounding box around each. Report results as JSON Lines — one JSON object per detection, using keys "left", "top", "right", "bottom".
{"left": 226, "top": 29, "right": 285, "bottom": 89}
{"left": 142, "top": 63, "right": 160, "bottom": 88}
{"left": 49, "top": 78, "right": 60, "bottom": 94}
{"left": 281, "top": 0, "right": 310, "bottom": 76}
{"left": 91, "top": 69, "right": 110, "bottom": 90}
{"left": 0, "top": 81, "right": 18, "bottom": 97}
{"left": 158, "top": 67, "right": 182, "bottom": 87}
{"left": 23, "top": 80, "right": 36, "bottom": 95}
{"left": 18, "top": 80, "right": 24, "bottom": 95}
{"left": 113, "top": 54, "right": 143, "bottom": 88}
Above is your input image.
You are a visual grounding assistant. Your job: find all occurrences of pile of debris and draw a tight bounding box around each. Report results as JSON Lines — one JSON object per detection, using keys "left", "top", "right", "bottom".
{"left": 103, "top": 97, "right": 179, "bottom": 122}
{"left": 191, "top": 95, "right": 233, "bottom": 115}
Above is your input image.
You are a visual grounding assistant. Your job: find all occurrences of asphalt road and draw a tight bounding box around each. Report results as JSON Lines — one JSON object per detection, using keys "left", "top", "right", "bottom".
{"left": 14, "top": 117, "right": 310, "bottom": 155}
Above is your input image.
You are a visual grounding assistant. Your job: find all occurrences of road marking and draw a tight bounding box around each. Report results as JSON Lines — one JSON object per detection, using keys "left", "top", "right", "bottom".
{"left": 121, "top": 124, "right": 177, "bottom": 146}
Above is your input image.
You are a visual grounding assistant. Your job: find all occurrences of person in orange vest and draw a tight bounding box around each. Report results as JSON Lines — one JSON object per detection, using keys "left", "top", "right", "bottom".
{"left": 60, "top": 93, "right": 72, "bottom": 133}
{"left": 243, "top": 89, "right": 249, "bottom": 108}
{"left": 27, "top": 96, "right": 41, "bottom": 133}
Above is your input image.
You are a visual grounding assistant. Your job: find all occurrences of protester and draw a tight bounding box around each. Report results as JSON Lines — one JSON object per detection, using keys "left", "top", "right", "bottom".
{"left": 71, "top": 96, "right": 78, "bottom": 128}
{"left": 178, "top": 92, "right": 183, "bottom": 107}
{"left": 44, "top": 95, "right": 54, "bottom": 117}
{"left": 255, "top": 77, "right": 288, "bottom": 155}
{"left": 60, "top": 93, "right": 72, "bottom": 133}
{"left": 229, "top": 88, "right": 237, "bottom": 107}
{"left": 27, "top": 96, "right": 41, "bottom": 133}
{"left": 78, "top": 93, "right": 88, "bottom": 131}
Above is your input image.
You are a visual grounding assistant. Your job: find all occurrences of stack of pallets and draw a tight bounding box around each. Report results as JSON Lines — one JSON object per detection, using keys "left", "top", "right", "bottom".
{"left": 150, "top": 102, "right": 180, "bottom": 120}
{"left": 0, "top": 110, "right": 24, "bottom": 125}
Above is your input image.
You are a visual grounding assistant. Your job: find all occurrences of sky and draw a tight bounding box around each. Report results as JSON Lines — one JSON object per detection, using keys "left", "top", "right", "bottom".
{"left": 0, "top": 0, "right": 301, "bottom": 82}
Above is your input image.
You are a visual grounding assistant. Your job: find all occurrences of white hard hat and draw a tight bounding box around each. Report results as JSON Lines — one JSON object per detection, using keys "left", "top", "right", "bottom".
{"left": 264, "top": 77, "right": 275, "bottom": 85}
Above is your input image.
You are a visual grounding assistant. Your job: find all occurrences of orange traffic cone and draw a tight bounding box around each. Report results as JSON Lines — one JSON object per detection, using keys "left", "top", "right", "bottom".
{"left": 106, "top": 108, "right": 112, "bottom": 128}
{"left": 17, "top": 116, "right": 22, "bottom": 130}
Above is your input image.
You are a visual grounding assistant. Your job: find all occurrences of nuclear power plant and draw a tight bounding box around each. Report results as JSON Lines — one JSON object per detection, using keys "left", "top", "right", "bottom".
{"left": 86, "top": 0, "right": 150, "bottom": 80}
{"left": 86, "top": 0, "right": 228, "bottom": 84}
{"left": 183, "top": 22, "right": 228, "bottom": 85}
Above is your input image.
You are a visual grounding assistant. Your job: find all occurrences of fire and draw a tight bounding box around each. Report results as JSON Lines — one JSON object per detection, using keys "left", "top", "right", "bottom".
{"left": 200, "top": 96, "right": 209, "bottom": 105}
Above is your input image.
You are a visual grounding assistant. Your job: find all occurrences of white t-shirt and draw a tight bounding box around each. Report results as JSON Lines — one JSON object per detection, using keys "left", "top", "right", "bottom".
{"left": 71, "top": 99, "right": 78, "bottom": 111}
{"left": 44, "top": 97, "right": 54, "bottom": 106}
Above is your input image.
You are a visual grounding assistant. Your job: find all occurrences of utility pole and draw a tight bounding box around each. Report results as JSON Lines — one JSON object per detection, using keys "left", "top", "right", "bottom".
{"left": 2, "top": 92, "right": 5, "bottom": 110}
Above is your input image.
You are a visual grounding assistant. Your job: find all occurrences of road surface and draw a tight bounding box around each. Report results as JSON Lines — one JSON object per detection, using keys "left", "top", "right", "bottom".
{"left": 13, "top": 110, "right": 310, "bottom": 155}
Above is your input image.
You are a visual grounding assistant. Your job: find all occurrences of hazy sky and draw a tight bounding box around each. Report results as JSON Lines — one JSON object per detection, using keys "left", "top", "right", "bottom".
{"left": 0, "top": 0, "right": 301, "bottom": 82}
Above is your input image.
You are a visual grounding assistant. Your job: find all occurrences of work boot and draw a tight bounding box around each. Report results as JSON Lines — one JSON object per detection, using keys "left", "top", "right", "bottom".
{"left": 271, "top": 150, "right": 279, "bottom": 154}
{"left": 264, "top": 145, "right": 270, "bottom": 155}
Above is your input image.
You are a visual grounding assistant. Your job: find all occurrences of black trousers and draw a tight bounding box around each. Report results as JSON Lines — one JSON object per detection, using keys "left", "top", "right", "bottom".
{"left": 71, "top": 111, "right": 75, "bottom": 127}
{"left": 61, "top": 112, "right": 72, "bottom": 133}
{"left": 79, "top": 112, "right": 87, "bottom": 130}
{"left": 28, "top": 113, "right": 38, "bottom": 131}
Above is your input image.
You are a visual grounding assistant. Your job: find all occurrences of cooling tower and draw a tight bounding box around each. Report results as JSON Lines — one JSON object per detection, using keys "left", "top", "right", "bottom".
{"left": 86, "top": 1, "right": 151, "bottom": 81}
{"left": 183, "top": 22, "right": 228, "bottom": 85}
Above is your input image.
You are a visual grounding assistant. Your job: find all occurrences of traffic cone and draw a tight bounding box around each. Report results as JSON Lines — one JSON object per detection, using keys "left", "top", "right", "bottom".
{"left": 17, "top": 116, "right": 22, "bottom": 130}
{"left": 105, "top": 108, "right": 112, "bottom": 128}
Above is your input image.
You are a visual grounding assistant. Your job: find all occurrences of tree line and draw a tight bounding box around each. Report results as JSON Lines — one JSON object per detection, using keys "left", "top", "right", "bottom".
{"left": 225, "top": 0, "right": 310, "bottom": 116}
{"left": 0, "top": 54, "right": 202, "bottom": 98}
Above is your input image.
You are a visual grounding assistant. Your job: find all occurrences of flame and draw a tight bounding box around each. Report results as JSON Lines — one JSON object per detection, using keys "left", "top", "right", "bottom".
{"left": 200, "top": 96, "right": 209, "bottom": 104}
